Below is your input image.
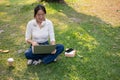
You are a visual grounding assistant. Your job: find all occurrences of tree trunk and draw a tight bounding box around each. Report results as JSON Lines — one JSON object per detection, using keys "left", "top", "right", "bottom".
{"left": 38, "top": 0, "right": 65, "bottom": 3}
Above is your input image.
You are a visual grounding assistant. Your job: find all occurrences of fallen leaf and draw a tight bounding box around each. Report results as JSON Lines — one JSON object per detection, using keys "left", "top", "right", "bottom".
{"left": 2, "top": 50, "right": 9, "bottom": 53}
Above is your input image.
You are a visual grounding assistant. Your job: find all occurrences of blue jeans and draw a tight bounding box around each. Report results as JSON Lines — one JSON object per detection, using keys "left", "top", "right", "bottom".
{"left": 25, "top": 41, "right": 64, "bottom": 64}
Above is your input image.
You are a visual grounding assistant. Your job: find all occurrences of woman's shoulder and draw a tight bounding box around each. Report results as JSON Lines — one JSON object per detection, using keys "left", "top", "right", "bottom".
{"left": 27, "top": 19, "right": 36, "bottom": 25}
{"left": 45, "top": 19, "right": 52, "bottom": 24}
{"left": 27, "top": 19, "right": 37, "bottom": 28}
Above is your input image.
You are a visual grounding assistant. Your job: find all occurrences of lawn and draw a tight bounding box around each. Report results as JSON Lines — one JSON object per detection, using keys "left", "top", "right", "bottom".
{"left": 0, "top": 0, "right": 120, "bottom": 80}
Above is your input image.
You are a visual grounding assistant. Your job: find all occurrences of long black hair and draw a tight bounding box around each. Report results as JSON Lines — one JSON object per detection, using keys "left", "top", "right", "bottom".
{"left": 34, "top": 4, "right": 46, "bottom": 17}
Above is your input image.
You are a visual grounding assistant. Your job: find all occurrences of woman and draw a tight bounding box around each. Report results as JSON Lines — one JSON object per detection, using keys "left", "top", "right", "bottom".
{"left": 25, "top": 4, "right": 64, "bottom": 65}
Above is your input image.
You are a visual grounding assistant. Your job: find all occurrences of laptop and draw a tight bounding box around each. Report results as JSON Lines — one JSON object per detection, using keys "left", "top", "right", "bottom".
{"left": 32, "top": 45, "right": 56, "bottom": 54}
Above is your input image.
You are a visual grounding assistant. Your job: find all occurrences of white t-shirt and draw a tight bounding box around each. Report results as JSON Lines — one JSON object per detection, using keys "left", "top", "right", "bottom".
{"left": 25, "top": 19, "right": 55, "bottom": 43}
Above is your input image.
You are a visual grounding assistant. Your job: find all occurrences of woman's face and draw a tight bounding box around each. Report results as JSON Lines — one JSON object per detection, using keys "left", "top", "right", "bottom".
{"left": 35, "top": 10, "right": 45, "bottom": 23}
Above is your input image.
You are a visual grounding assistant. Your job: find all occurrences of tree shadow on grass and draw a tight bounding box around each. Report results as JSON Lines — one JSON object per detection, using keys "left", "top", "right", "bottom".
{"left": 46, "top": 2, "right": 120, "bottom": 80}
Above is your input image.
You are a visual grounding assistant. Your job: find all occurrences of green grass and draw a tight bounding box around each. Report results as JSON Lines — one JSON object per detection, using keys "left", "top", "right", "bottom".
{"left": 0, "top": 0, "right": 120, "bottom": 80}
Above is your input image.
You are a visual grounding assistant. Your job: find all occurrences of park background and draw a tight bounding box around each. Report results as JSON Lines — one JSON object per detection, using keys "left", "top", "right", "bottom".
{"left": 0, "top": 0, "right": 120, "bottom": 80}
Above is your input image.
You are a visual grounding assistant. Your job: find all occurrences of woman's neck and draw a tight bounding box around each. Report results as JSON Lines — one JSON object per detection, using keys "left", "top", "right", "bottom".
{"left": 36, "top": 19, "right": 46, "bottom": 28}
{"left": 36, "top": 18, "right": 45, "bottom": 24}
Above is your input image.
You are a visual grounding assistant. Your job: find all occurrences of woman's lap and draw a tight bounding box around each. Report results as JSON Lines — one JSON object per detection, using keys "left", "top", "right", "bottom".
{"left": 25, "top": 44, "right": 64, "bottom": 64}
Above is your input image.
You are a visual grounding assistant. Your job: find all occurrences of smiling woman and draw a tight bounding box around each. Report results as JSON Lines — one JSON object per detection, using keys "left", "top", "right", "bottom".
{"left": 25, "top": 4, "right": 64, "bottom": 65}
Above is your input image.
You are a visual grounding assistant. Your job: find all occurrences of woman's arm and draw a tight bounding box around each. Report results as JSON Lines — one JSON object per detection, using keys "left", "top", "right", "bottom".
{"left": 26, "top": 39, "right": 39, "bottom": 46}
{"left": 50, "top": 41, "right": 56, "bottom": 54}
{"left": 50, "top": 41, "right": 56, "bottom": 45}
{"left": 48, "top": 20, "right": 55, "bottom": 44}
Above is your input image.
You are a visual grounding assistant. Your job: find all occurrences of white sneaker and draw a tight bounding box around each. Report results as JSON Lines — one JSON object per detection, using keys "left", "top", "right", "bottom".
{"left": 54, "top": 59, "right": 57, "bottom": 62}
{"left": 38, "top": 59, "right": 42, "bottom": 63}
{"left": 27, "top": 59, "right": 33, "bottom": 65}
{"left": 33, "top": 59, "right": 42, "bottom": 65}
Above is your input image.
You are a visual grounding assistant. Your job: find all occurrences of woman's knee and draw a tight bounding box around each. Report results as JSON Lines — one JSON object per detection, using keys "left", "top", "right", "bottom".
{"left": 58, "top": 44, "right": 64, "bottom": 50}
{"left": 25, "top": 49, "right": 32, "bottom": 59}
{"left": 56, "top": 44, "right": 64, "bottom": 53}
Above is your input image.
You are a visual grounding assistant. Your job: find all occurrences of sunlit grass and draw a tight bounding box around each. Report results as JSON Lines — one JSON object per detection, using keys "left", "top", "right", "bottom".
{"left": 72, "top": 31, "right": 99, "bottom": 51}
{"left": 0, "top": 0, "right": 9, "bottom": 5}
{"left": 0, "top": 12, "right": 7, "bottom": 16}
{"left": 0, "top": 12, "right": 13, "bottom": 22}
{"left": 69, "top": 0, "right": 120, "bottom": 27}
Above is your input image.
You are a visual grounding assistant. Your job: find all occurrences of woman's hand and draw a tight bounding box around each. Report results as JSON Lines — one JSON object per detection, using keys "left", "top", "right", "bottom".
{"left": 50, "top": 41, "right": 56, "bottom": 54}
{"left": 50, "top": 41, "right": 55, "bottom": 45}
{"left": 26, "top": 39, "right": 39, "bottom": 46}
{"left": 51, "top": 49, "right": 56, "bottom": 54}
{"left": 32, "top": 41, "right": 39, "bottom": 46}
